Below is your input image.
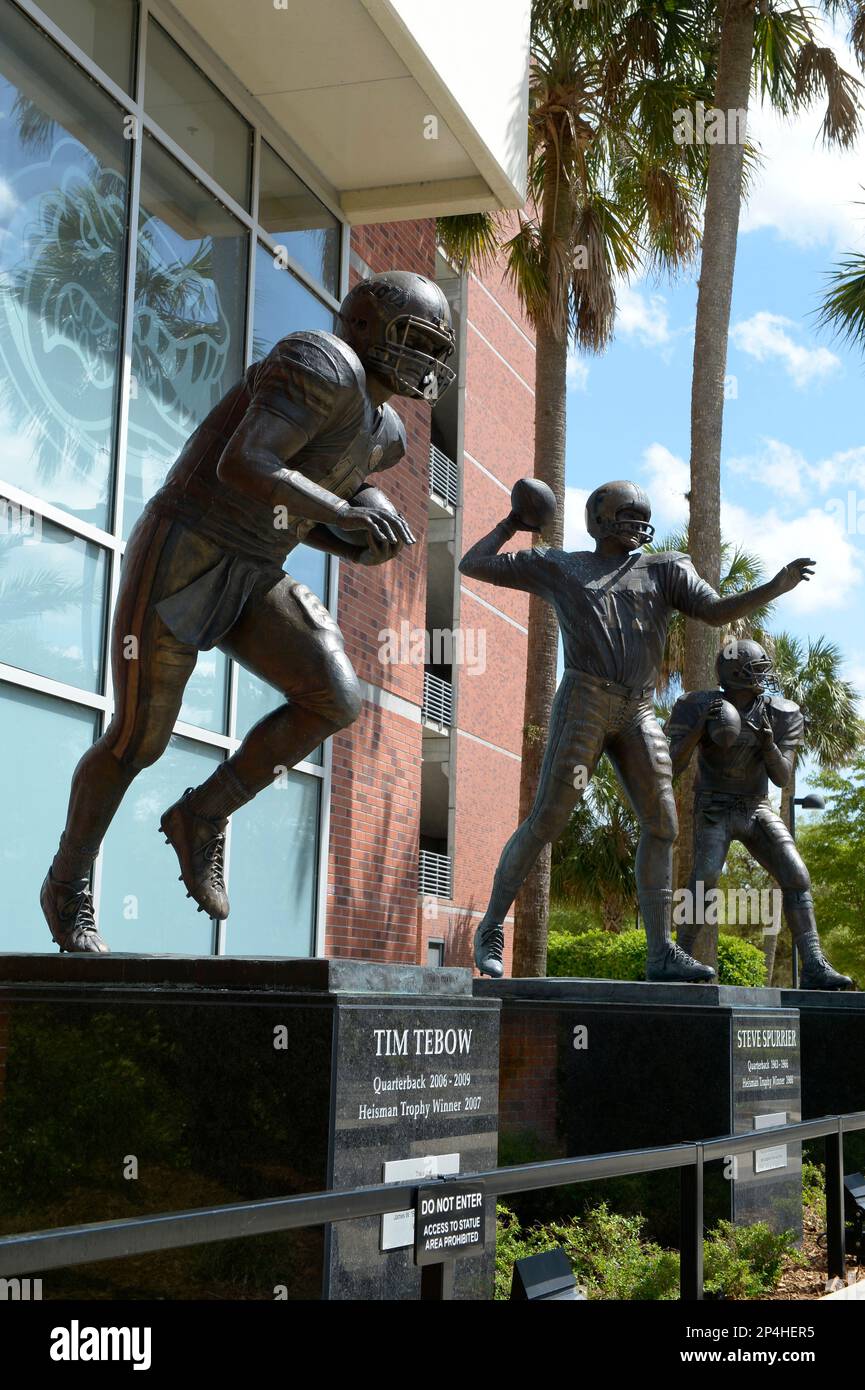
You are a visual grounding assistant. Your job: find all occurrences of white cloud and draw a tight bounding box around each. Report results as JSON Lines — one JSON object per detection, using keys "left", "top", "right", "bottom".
{"left": 727, "top": 438, "right": 811, "bottom": 497}
{"left": 731, "top": 311, "right": 841, "bottom": 387}
{"left": 615, "top": 283, "right": 672, "bottom": 346}
{"left": 563, "top": 485, "right": 591, "bottom": 549}
{"left": 641, "top": 443, "right": 690, "bottom": 532}
{"left": 0, "top": 177, "right": 18, "bottom": 221}
{"left": 741, "top": 20, "right": 865, "bottom": 251}
{"left": 636, "top": 440, "right": 861, "bottom": 612}
{"left": 566, "top": 352, "right": 589, "bottom": 391}
{"left": 720, "top": 498, "right": 860, "bottom": 613}
{"left": 727, "top": 438, "right": 865, "bottom": 501}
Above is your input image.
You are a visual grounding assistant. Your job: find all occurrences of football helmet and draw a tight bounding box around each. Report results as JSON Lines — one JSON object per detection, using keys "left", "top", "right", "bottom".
{"left": 716, "top": 638, "right": 776, "bottom": 692}
{"left": 338, "top": 270, "right": 456, "bottom": 402}
{"left": 585, "top": 480, "right": 655, "bottom": 547}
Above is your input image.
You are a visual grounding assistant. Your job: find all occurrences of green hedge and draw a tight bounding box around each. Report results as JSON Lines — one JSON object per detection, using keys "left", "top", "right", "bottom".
{"left": 547, "top": 928, "right": 766, "bottom": 987}
{"left": 495, "top": 1202, "right": 792, "bottom": 1300}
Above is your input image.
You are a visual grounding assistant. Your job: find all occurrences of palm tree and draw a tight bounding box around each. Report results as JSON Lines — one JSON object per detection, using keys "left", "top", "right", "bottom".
{"left": 551, "top": 757, "right": 639, "bottom": 931}
{"left": 684, "top": 1, "right": 864, "bottom": 700}
{"left": 763, "top": 632, "right": 863, "bottom": 980}
{"left": 438, "top": 0, "right": 712, "bottom": 975}
{"left": 817, "top": 241, "right": 865, "bottom": 349}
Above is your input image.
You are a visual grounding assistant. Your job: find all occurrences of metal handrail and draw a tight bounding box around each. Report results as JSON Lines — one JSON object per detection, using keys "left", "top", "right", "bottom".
{"left": 1, "top": 1110, "right": 863, "bottom": 1300}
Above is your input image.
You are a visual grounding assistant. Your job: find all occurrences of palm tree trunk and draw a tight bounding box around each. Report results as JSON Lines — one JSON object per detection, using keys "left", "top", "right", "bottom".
{"left": 680, "top": 0, "right": 756, "bottom": 932}
{"left": 512, "top": 145, "right": 570, "bottom": 978}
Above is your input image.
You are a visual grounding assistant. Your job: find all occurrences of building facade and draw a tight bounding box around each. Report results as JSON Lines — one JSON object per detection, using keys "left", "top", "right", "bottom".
{"left": 0, "top": 0, "right": 534, "bottom": 969}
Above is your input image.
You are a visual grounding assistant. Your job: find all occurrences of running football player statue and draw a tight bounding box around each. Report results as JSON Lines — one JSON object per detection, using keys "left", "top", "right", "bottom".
{"left": 666, "top": 639, "right": 851, "bottom": 990}
{"left": 42, "top": 270, "right": 455, "bottom": 953}
{"left": 460, "top": 480, "right": 816, "bottom": 982}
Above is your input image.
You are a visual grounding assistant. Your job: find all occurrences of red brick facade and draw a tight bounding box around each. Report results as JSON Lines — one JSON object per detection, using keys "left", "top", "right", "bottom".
{"left": 324, "top": 220, "right": 536, "bottom": 970}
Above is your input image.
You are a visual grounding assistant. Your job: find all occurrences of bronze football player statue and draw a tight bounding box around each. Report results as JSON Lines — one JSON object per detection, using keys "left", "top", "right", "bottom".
{"left": 42, "top": 271, "right": 455, "bottom": 953}
{"left": 666, "top": 639, "right": 851, "bottom": 990}
{"left": 459, "top": 480, "right": 816, "bottom": 983}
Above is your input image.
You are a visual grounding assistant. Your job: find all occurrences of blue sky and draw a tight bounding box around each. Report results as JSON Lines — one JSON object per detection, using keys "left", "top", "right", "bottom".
{"left": 562, "top": 28, "right": 865, "bottom": 794}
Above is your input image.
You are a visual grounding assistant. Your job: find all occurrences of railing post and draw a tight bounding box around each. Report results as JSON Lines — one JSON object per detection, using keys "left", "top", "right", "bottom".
{"left": 825, "top": 1118, "right": 846, "bottom": 1282}
{"left": 679, "top": 1144, "right": 704, "bottom": 1301}
{"left": 420, "top": 1259, "right": 455, "bottom": 1300}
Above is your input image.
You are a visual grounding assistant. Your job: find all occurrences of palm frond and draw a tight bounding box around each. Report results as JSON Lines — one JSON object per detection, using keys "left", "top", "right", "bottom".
{"left": 816, "top": 249, "right": 865, "bottom": 351}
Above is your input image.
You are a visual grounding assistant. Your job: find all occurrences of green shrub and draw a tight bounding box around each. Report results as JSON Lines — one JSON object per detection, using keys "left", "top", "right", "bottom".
{"left": 496, "top": 1205, "right": 792, "bottom": 1301}
{"left": 495, "top": 1201, "right": 679, "bottom": 1300}
{"left": 802, "top": 1160, "right": 825, "bottom": 1219}
{"left": 546, "top": 928, "right": 766, "bottom": 986}
{"left": 703, "top": 1221, "right": 794, "bottom": 1299}
{"left": 716, "top": 934, "right": 767, "bottom": 987}
{"left": 548, "top": 903, "right": 603, "bottom": 936}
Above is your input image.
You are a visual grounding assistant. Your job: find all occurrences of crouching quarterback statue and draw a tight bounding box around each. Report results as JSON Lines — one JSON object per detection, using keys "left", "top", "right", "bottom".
{"left": 459, "top": 479, "right": 817, "bottom": 983}
{"left": 666, "top": 638, "right": 851, "bottom": 990}
{"left": 42, "top": 270, "right": 455, "bottom": 953}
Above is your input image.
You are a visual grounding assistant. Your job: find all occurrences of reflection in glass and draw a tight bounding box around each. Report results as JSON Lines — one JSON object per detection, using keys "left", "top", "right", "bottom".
{"left": 124, "top": 136, "right": 248, "bottom": 535}
{"left": 235, "top": 544, "right": 327, "bottom": 756}
{"left": 0, "top": 515, "right": 107, "bottom": 691}
{"left": 253, "top": 242, "right": 333, "bottom": 363}
{"left": 179, "top": 646, "right": 228, "bottom": 735}
{"left": 0, "top": 0, "right": 129, "bottom": 528}
{"left": 224, "top": 772, "right": 320, "bottom": 957}
{"left": 35, "top": 0, "right": 137, "bottom": 91}
{"left": 258, "top": 142, "right": 340, "bottom": 294}
{"left": 100, "top": 735, "right": 220, "bottom": 953}
{"left": 0, "top": 685, "right": 97, "bottom": 952}
{"left": 145, "top": 20, "right": 252, "bottom": 208}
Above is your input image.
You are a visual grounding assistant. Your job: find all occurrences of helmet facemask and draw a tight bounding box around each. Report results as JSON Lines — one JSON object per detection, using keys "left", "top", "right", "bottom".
{"left": 364, "top": 314, "right": 456, "bottom": 402}
{"left": 606, "top": 508, "right": 655, "bottom": 547}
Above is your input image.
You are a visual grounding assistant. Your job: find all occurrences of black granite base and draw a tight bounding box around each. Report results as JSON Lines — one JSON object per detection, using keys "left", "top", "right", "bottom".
{"left": 780, "top": 987, "right": 865, "bottom": 1123}
{"left": 0, "top": 955, "right": 500, "bottom": 1300}
{"left": 475, "top": 978, "right": 803, "bottom": 1241}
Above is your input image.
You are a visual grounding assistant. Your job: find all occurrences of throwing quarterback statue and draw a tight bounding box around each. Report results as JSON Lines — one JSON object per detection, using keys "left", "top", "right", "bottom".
{"left": 460, "top": 480, "right": 817, "bottom": 982}
{"left": 42, "top": 271, "right": 455, "bottom": 953}
{"left": 666, "top": 638, "right": 851, "bottom": 990}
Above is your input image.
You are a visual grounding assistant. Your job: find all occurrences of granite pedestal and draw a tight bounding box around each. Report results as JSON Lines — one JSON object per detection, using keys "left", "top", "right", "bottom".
{"left": 780, "top": 988, "right": 865, "bottom": 1126}
{"left": 0, "top": 955, "right": 500, "bottom": 1300}
{"left": 475, "top": 978, "right": 803, "bottom": 1240}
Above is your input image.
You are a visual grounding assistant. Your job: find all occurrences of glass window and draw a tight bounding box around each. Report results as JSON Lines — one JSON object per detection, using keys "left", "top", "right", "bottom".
{"left": 144, "top": 20, "right": 252, "bottom": 209}
{"left": 253, "top": 242, "right": 333, "bottom": 362}
{"left": 0, "top": 0, "right": 130, "bottom": 529}
{"left": 99, "top": 734, "right": 220, "bottom": 953}
{"left": 223, "top": 772, "right": 319, "bottom": 957}
{"left": 258, "top": 143, "right": 340, "bottom": 294}
{"left": 179, "top": 648, "right": 229, "bottom": 735}
{"left": 0, "top": 513, "right": 107, "bottom": 692}
{"left": 234, "top": 544, "right": 327, "bottom": 754}
{"left": 35, "top": 0, "right": 137, "bottom": 92}
{"left": 0, "top": 684, "right": 98, "bottom": 953}
{"left": 124, "top": 135, "right": 248, "bottom": 536}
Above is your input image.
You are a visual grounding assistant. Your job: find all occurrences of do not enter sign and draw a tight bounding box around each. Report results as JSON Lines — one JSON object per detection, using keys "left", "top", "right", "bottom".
{"left": 414, "top": 1182, "right": 486, "bottom": 1265}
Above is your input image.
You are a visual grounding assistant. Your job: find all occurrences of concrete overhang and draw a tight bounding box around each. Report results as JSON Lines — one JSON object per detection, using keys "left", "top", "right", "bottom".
{"left": 171, "top": 0, "right": 530, "bottom": 224}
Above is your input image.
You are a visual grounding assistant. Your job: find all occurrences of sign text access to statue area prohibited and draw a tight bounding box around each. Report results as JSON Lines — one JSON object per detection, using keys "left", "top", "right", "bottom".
{"left": 414, "top": 1182, "right": 487, "bottom": 1265}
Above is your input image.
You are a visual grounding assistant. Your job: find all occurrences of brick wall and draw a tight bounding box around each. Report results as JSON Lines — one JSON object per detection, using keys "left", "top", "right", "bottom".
{"left": 422, "top": 251, "right": 536, "bottom": 975}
